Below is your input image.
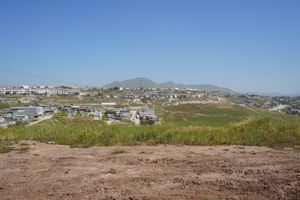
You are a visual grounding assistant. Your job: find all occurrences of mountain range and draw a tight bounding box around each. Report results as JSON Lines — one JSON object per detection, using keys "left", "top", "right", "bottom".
{"left": 104, "top": 77, "right": 234, "bottom": 93}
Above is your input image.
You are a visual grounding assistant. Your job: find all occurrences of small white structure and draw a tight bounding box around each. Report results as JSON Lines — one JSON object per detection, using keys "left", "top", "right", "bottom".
{"left": 101, "top": 102, "right": 117, "bottom": 106}
{"left": 93, "top": 111, "right": 102, "bottom": 120}
{"left": 269, "top": 105, "right": 289, "bottom": 112}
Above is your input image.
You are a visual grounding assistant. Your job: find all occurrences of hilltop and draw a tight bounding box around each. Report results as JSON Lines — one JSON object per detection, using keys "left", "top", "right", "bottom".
{"left": 104, "top": 77, "right": 234, "bottom": 93}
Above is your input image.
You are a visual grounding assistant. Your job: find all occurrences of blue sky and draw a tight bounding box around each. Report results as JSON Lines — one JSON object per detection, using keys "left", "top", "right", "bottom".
{"left": 0, "top": 0, "right": 299, "bottom": 94}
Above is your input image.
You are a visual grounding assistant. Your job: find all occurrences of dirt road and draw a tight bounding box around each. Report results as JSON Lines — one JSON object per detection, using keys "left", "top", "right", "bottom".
{"left": 26, "top": 115, "right": 53, "bottom": 127}
{"left": 0, "top": 141, "right": 299, "bottom": 200}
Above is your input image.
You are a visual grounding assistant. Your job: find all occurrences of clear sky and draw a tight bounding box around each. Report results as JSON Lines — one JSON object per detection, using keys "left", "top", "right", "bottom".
{"left": 0, "top": 0, "right": 299, "bottom": 94}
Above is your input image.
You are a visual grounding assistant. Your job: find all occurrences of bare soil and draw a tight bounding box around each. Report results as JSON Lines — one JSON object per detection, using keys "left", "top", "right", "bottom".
{"left": 0, "top": 141, "right": 300, "bottom": 200}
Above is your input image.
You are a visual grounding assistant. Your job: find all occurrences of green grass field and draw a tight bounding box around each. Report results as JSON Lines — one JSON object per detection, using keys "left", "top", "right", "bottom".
{"left": 157, "top": 103, "right": 256, "bottom": 126}
{"left": 1, "top": 103, "right": 300, "bottom": 148}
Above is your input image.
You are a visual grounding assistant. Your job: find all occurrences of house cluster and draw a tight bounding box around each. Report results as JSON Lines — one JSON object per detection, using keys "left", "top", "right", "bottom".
{"left": 274, "top": 96, "right": 300, "bottom": 116}
{"left": 106, "top": 88, "right": 210, "bottom": 101}
{"left": 0, "top": 85, "right": 81, "bottom": 96}
{"left": 0, "top": 105, "right": 57, "bottom": 128}
{"left": 103, "top": 109, "right": 132, "bottom": 123}
{"left": 237, "top": 95, "right": 269, "bottom": 108}
{"left": 0, "top": 85, "right": 215, "bottom": 101}
{"left": 0, "top": 117, "right": 16, "bottom": 128}
{"left": 236, "top": 94, "right": 300, "bottom": 116}
{"left": 59, "top": 103, "right": 160, "bottom": 125}
{"left": 287, "top": 108, "right": 300, "bottom": 116}
{"left": 134, "top": 109, "right": 160, "bottom": 125}
{"left": 61, "top": 105, "right": 103, "bottom": 120}
{"left": 0, "top": 96, "right": 160, "bottom": 128}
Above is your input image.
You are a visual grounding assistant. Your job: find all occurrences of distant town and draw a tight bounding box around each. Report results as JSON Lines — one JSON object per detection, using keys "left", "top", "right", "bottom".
{"left": 0, "top": 84, "right": 299, "bottom": 129}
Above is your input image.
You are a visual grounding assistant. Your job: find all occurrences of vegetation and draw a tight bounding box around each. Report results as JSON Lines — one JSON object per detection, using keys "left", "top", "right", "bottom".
{"left": 111, "top": 148, "right": 126, "bottom": 154}
{"left": 156, "top": 103, "right": 256, "bottom": 126}
{"left": 31, "top": 95, "right": 128, "bottom": 105}
{"left": 15, "top": 146, "right": 30, "bottom": 154}
{"left": 14, "top": 121, "right": 30, "bottom": 128}
{"left": 106, "top": 168, "right": 117, "bottom": 174}
{"left": 102, "top": 113, "right": 109, "bottom": 121}
{"left": 0, "top": 141, "right": 13, "bottom": 153}
{"left": 0, "top": 101, "right": 31, "bottom": 109}
{"left": 140, "top": 117, "right": 156, "bottom": 125}
{"left": 0, "top": 103, "right": 299, "bottom": 148}
{"left": 0, "top": 103, "right": 11, "bottom": 109}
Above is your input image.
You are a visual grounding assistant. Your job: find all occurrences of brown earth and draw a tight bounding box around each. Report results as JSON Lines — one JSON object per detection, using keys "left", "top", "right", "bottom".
{"left": 0, "top": 141, "right": 300, "bottom": 200}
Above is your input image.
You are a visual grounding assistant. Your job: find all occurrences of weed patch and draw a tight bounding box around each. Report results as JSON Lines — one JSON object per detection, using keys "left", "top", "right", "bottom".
{"left": 111, "top": 148, "right": 126, "bottom": 155}
{"left": 106, "top": 168, "right": 117, "bottom": 174}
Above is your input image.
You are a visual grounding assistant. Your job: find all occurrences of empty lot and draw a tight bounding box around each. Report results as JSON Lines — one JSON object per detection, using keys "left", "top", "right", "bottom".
{"left": 0, "top": 141, "right": 299, "bottom": 200}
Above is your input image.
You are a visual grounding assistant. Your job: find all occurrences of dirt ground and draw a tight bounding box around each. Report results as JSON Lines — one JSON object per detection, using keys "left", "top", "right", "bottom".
{"left": 0, "top": 141, "right": 300, "bottom": 200}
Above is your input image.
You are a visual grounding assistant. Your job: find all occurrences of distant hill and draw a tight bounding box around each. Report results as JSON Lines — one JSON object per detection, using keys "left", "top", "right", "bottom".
{"left": 104, "top": 77, "right": 234, "bottom": 93}
{"left": 104, "top": 78, "right": 159, "bottom": 88}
